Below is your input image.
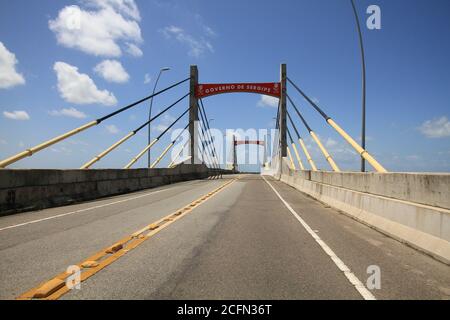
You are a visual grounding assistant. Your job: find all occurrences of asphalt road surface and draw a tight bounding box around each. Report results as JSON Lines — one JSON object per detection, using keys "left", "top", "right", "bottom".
{"left": 0, "top": 175, "right": 449, "bottom": 300}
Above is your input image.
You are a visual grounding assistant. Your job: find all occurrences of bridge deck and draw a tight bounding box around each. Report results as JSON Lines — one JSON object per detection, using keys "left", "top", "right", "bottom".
{"left": 0, "top": 175, "right": 449, "bottom": 300}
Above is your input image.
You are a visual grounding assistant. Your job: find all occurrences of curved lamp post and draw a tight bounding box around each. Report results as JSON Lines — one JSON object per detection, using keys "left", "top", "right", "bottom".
{"left": 350, "top": 0, "right": 367, "bottom": 172}
{"left": 148, "top": 67, "right": 171, "bottom": 168}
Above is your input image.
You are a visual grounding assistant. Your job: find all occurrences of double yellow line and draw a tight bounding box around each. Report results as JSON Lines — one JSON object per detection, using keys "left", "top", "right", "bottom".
{"left": 17, "top": 177, "right": 238, "bottom": 300}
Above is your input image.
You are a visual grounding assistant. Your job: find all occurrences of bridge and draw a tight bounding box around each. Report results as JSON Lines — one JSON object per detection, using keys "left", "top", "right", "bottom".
{"left": 0, "top": 65, "right": 449, "bottom": 300}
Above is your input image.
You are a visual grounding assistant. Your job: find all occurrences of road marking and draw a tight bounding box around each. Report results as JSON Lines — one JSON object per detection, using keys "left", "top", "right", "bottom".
{"left": 262, "top": 175, "right": 376, "bottom": 300}
{"left": 17, "top": 178, "right": 238, "bottom": 300}
{"left": 0, "top": 181, "right": 205, "bottom": 232}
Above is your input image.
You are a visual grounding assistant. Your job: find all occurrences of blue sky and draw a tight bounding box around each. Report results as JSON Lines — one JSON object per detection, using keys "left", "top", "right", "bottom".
{"left": 0, "top": 0, "right": 449, "bottom": 172}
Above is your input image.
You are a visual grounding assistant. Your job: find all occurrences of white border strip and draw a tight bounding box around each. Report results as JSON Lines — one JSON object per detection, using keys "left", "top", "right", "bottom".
{"left": 262, "top": 175, "right": 376, "bottom": 300}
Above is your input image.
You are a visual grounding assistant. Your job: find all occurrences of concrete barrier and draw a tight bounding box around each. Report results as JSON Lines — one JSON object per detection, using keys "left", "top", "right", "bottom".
{"left": 277, "top": 159, "right": 450, "bottom": 265}
{"left": 0, "top": 165, "right": 229, "bottom": 216}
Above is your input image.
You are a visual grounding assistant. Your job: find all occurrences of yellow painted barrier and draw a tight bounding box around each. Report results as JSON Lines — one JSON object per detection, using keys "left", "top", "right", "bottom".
{"left": 310, "top": 131, "right": 340, "bottom": 172}
{"left": 81, "top": 132, "right": 135, "bottom": 169}
{"left": 0, "top": 121, "right": 98, "bottom": 168}
{"left": 291, "top": 143, "right": 305, "bottom": 170}
{"left": 298, "top": 138, "right": 317, "bottom": 171}
{"left": 124, "top": 139, "right": 158, "bottom": 169}
{"left": 327, "top": 119, "right": 387, "bottom": 173}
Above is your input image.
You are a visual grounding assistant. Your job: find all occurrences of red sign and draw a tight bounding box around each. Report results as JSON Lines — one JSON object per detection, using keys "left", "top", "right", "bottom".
{"left": 196, "top": 83, "right": 281, "bottom": 99}
{"left": 235, "top": 140, "right": 265, "bottom": 146}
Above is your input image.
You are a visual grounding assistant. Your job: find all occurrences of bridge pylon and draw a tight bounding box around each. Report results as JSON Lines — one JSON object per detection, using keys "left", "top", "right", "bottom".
{"left": 189, "top": 66, "right": 200, "bottom": 165}
{"left": 232, "top": 135, "right": 238, "bottom": 173}
{"left": 280, "top": 64, "right": 287, "bottom": 159}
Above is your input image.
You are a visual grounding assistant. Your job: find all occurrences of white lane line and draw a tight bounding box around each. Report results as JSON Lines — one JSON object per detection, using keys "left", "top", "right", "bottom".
{"left": 0, "top": 183, "right": 195, "bottom": 232}
{"left": 261, "top": 175, "right": 376, "bottom": 300}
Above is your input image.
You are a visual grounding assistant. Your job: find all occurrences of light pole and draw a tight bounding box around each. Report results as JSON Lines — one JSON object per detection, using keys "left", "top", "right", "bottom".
{"left": 350, "top": 0, "right": 367, "bottom": 172}
{"left": 148, "top": 67, "right": 170, "bottom": 168}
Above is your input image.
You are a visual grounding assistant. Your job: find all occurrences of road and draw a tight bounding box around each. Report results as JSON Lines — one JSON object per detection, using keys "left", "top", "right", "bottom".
{"left": 0, "top": 175, "right": 449, "bottom": 300}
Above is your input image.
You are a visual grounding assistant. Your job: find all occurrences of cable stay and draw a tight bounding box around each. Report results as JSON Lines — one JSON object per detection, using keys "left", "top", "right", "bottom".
{"left": 151, "top": 124, "right": 190, "bottom": 169}
{"left": 287, "top": 111, "right": 317, "bottom": 171}
{"left": 0, "top": 78, "right": 190, "bottom": 169}
{"left": 81, "top": 93, "right": 189, "bottom": 169}
{"left": 286, "top": 145, "right": 296, "bottom": 171}
{"left": 287, "top": 128, "right": 305, "bottom": 170}
{"left": 168, "top": 140, "right": 190, "bottom": 168}
{"left": 287, "top": 77, "right": 387, "bottom": 173}
{"left": 199, "top": 99, "right": 221, "bottom": 171}
{"left": 197, "top": 117, "right": 214, "bottom": 167}
{"left": 199, "top": 99, "right": 220, "bottom": 169}
{"left": 286, "top": 93, "right": 341, "bottom": 172}
{"left": 198, "top": 120, "right": 218, "bottom": 170}
{"left": 124, "top": 107, "right": 190, "bottom": 169}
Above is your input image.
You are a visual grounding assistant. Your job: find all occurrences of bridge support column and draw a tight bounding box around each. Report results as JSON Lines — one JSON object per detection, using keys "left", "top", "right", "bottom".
{"left": 232, "top": 135, "right": 238, "bottom": 173}
{"left": 280, "top": 64, "right": 287, "bottom": 158}
{"left": 189, "top": 65, "right": 200, "bottom": 164}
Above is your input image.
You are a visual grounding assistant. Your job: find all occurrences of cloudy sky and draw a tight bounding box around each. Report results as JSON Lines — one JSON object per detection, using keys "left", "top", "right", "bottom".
{"left": 0, "top": 0, "right": 449, "bottom": 172}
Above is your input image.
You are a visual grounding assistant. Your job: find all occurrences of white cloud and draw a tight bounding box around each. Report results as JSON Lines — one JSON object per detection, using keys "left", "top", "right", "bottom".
{"left": 105, "top": 124, "right": 120, "bottom": 134}
{"left": 325, "top": 138, "right": 338, "bottom": 148}
{"left": 54, "top": 61, "right": 117, "bottom": 106}
{"left": 0, "top": 42, "right": 25, "bottom": 89}
{"left": 67, "top": 139, "right": 89, "bottom": 146}
{"left": 49, "top": 107, "right": 87, "bottom": 119}
{"left": 144, "top": 73, "right": 151, "bottom": 84}
{"left": 0, "top": 138, "right": 7, "bottom": 145}
{"left": 49, "top": 1, "right": 142, "bottom": 57}
{"left": 153, "top": 124, "right": 169, "bottom": 133}
{"left": 257, "top": 95, "right": 279, "bottom": 108}
{"left": 161, "top": 25, "right": 214, "bottom": 57}
{"left": 194, "top": 13, "right": 217, "bottom": 37}
{"left": 3, "top": 110, "right": 30, "bottom": 121}
{"left": 203, "top": 25, "right": 217, "bottom": 37}
{"left": 152, "top": 114, "right": 175, "bottom": 133}
{"left": 419, "top": 116, "right": 450, "bottom": 138}
{"left": 50, "top": 145, "right": 73, "bottom": 155}
{"left": 126, "top": 43, "right": 143, "bottom": 57}
{"left": 94, "top": 59, "right": 130, "bottom": 83}
{"left": 84, "top": 0, "right": 141, "bottom": 21}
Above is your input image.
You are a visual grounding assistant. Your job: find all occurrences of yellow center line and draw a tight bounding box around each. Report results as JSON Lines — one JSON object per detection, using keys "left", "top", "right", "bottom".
{"left": 17, "top": 177, "right": 239, "bottom": 300}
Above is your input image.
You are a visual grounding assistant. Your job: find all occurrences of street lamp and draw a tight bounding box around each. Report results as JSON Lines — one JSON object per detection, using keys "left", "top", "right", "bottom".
{"left": 350, "top": 0, "right": 367, "bottom": 172}
{"left": 148, "top": 67, "right": 171, "bottom": 168}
